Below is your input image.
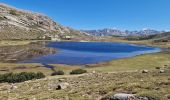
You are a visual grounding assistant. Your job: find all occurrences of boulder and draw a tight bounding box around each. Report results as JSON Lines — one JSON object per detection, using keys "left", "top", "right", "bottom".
{"left": 159, "top": 69, "right": 165, "bottom": 73}
{"left": 138, "top": 97, "right": 149, "bottom": 100}
{"left": 165, "top": 94, "right": 170, "bottom": 99}
{"left": 48, "top": 82, "right": 70, "bottom": 90}
{"left": 142, "top": 70, "right": 148, "bottom": 73}
{"left": 110, "top": 93, "right": 136, "bottom": 100}
{"left": 56, "top": 82, "right": 69, "bottom": 90}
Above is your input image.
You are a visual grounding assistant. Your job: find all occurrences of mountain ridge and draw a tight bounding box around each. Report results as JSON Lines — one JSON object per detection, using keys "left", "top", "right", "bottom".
{"left": 82, "top": 28, "right": 165, "bottom": 37}
{"left": 0, "top": 3, "right": 89, "bottom": 40}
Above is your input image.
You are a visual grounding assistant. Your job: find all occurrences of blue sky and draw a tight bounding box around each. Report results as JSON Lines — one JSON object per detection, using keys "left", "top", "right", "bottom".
{"left": 0, "top": 0, "right": 170, "bottom": 30}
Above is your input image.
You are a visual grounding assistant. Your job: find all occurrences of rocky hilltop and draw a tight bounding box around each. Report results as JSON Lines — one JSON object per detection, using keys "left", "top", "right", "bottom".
{"left": 0, "top": 3, "right": 89, "bottom": 40}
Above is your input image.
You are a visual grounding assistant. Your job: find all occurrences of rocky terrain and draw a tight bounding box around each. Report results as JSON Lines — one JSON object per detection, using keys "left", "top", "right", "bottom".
{"left": 0, "top": 66, "right": 169, "bottom": 100}
{"left": 0, "top": 3, "right": 89, "bottom": 40}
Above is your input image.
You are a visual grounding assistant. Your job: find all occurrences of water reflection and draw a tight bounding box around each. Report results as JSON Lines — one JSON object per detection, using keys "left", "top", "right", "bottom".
{"left": 0, "top": 42, "right": 56, "bottom": 63}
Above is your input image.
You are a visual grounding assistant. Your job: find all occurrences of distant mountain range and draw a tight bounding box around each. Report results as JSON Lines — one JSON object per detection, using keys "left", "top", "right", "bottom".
{"left": 82, "top": 28, "right": 166, "bottom": 36}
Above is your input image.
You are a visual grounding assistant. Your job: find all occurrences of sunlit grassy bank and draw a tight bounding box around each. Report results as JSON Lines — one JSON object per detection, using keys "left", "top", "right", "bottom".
{"left": 86, "top": 51, "right": 170, "bottom": 72}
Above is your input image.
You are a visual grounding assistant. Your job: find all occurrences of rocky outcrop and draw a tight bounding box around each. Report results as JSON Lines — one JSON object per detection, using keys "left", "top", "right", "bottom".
{"left": 0, "top": 3, "right": 88, "bottom": 40}
{"left": 110, "top": 93, "right": 136, "bottom": 100}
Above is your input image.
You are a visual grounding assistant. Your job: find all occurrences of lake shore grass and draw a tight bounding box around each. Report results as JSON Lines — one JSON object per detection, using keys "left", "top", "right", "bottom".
{"left": 86, "top": 51, "right": 170, "bottom": 72}
{"left": 0, "top": 40, "right": 32, "bottom": 47}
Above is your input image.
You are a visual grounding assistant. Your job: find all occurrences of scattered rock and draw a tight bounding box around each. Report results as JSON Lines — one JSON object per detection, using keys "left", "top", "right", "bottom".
{"left": 98, "top": 90, "right": 107, "bottom": 95}
{"left": 33, "top": 98, "right": 36, "bottom": 100}
{"left": 159, "top": 69, "right": 165, "bottom": 73}
{"left": 142, "top": 70, "right": 148, "bottom": 73}
{"left": 58, "top": 78, "right": 65, "bottom": 82}
{"left": 154, "top": 87, "right": 160, "bottom": 90}
{"left": 165, "top": 94, "right": 170, "bottom": 99}
{"left": 56, "top": 82, "right": 69, "bottom": 90}
{"left": 138, "top": 97, "right": 149, "bottom": 100}
{"left": 8, "top": 84, "right": 18, "bottom": 93}
{"left": 92, "top": 71, "right": 96, "bottom": 74}
{"left": 110, "top": 93, "right": 136, "bottom": 100}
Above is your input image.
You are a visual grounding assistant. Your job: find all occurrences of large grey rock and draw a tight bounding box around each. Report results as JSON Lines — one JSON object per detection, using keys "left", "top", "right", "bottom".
{"left": 56, "top": 82, "right": 69, "bottom": 90}
{"left": 110, "top": 93, "right": 136, "bottom": 100}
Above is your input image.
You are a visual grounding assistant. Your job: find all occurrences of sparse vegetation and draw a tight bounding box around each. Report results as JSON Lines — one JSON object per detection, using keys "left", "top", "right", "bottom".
{"left": 0, "top": 16, "right": 6, "bottom": 20}
{"left": 51, "top": 70, "right": 64, "bottom": 76}
{"left": 70, "top": 69, "right": 87, "bottom": 74}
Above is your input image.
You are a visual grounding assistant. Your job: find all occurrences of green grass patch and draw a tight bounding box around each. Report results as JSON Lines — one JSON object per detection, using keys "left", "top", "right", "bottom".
{"left": 70, "top": 69, "right": 87, "bottom": 75}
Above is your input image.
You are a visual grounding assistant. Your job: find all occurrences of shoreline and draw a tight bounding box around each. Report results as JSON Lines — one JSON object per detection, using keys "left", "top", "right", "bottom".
{"left": 0, "top": 40, "right": 169, "bottom": 73}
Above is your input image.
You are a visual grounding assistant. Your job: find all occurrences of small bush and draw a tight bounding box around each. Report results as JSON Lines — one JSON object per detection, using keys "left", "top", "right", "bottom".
{"left": 0, "top": 72, "right": 45, "bottom": 83}
{"left": 0, "top": 16, "right": 6, "bottom": 20}
{"left": 155, "top": 67, "right": 161, "bottom": 69}
{"left": 70, "top": 69, "right": 87, "bottom": 75}
{"left": 9, "top": 10, "right": 18, "bottom": 15}
{"left": 51, "top": 70, "right": 64, "bottom": 76}
{"left": 36, "top": 72, "right": 45, "bottom": 79}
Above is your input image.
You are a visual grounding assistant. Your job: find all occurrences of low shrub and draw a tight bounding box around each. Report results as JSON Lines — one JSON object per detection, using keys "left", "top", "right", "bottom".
{"left": 155, "top": 67, "right": 161, "bottom": 69}
{"left": 51, "top": 70, "right": 64, "bottom": 76}
{"left": 0, "top": 72, "right": 45, "bottom": 83}
{"left": 70, "top": 69, "right": 87, "bottom": 75}
{"left": 0, "top": 16, "right": 6, "bottom": 20}
{"left": 9, "top": 10, "right": 18, "bottom": 15}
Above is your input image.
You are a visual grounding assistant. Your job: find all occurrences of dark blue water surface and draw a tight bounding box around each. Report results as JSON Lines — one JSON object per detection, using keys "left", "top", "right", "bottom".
{"left": 20, "top": 42, "right": 161, "bottom": 65}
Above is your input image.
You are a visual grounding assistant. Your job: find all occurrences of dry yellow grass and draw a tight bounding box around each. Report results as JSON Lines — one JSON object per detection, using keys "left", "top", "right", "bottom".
{"left": 0, "top": 67, "right": 169, "bottom": 100}
{"left": 0, "top": 41, "right": 31, "bottom": 47}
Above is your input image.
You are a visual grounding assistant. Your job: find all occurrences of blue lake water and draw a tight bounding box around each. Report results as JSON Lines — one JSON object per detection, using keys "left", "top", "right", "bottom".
{"left": 20, "top": 42, "right": 161, "bottom": 65}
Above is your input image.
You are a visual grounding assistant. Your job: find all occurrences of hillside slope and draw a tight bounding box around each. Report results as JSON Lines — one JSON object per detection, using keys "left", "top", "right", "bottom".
{"left": 0, "top": 3, "right": 88, "bottom": 40}
{"left": 126, "top": 32, "right": 170, "bottom": 41}
{"left": 152, "top": 32, "right": 170, "bottom": 42}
